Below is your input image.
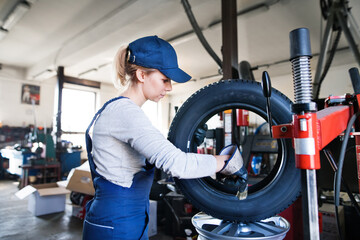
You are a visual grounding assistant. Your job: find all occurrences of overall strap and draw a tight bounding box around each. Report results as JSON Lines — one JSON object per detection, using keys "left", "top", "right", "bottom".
{"left": 85, "top": 96, "right": 126, "bottom": 180}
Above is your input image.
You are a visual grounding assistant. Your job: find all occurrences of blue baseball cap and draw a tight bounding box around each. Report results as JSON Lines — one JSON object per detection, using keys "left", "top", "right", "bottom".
{"left": 128, "top": 36, "right": 191, "bottom": 83}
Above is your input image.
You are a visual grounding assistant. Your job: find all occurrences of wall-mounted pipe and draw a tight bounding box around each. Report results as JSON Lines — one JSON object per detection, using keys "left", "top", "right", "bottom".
{"left": 168, "top": 0, "right": 280, "bottom": 47}
{"left": 181, "top": 0, "right": 223, "bottom": 69}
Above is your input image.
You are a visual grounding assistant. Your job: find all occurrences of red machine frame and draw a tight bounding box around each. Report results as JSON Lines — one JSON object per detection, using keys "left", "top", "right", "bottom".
{"left": 272, "top": 94, "right": 360, "bottom": 193}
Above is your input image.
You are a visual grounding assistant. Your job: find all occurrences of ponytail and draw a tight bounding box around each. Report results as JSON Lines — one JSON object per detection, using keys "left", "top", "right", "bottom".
{"left": 113, "top": 45, "right": 128, "bottom": 89}
{"left": 113, "top": 44, "right": 157, "bottom": 89}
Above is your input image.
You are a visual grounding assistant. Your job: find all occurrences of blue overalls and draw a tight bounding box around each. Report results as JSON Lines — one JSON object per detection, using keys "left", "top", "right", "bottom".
{"left": 83, "top": 97, "right": 154, "bottom": 240}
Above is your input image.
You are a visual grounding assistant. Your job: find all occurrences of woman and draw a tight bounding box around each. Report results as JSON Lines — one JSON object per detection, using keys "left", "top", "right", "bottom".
{"left": 83, "top": 36, "right": 243, "bottom": 240}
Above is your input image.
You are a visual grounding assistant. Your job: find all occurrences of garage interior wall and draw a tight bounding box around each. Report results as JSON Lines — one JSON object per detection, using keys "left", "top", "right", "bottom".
{"left": 0, "top": 0, "right": 359, "bottom": 144}
{"left": 168, "top": 61, "right": 357, "bottom": 125}
{"left": 0, "top": 59, "right": 356, "bottom": 137}
{"left": 0, "top": 66, "right": 57, "bottom": 128}
{"left": 0, "top": 71, "right": 116, "bottom": 128}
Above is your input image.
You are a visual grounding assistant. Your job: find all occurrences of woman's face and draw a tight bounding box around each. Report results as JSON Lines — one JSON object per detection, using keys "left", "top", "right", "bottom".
{"left": 142, "top": 70, "right": 172, "bottom": 102}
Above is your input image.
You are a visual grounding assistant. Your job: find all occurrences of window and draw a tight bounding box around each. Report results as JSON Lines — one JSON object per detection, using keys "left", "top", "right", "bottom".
{"left": 61, "top": 87, "right": 96, "bottom": 148}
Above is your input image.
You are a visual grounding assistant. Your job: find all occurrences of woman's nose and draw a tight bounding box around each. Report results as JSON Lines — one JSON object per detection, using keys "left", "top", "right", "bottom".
{"left": 166, "top": 81, "right": 172, "bottom": 91}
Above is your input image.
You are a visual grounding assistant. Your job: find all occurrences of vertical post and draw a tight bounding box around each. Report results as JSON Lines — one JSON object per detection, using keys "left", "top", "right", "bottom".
{"left": 289, "top": 28, "right": 320, "bottom": 240}
{"left": 300, "top": 169, "right": 320, "bottom": 240}
{"left": 221, "top": 0, "right": 239, "bottom": 80}
{"left": 355, "top": 136, "right": 360, "bottom": 194}
{"left": 222, "top": 0, "right": 239, "bottom": 146}
{"left": 56, "top": 66, "right": 64, "bottom": 163}
{"left": 350, "top": 68, "right": 360, "bottom": 194}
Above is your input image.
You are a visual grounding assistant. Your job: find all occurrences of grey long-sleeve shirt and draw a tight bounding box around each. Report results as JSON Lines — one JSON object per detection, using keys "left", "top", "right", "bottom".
{"left": 91, "top": 97, "right": 217, "bottom": 188}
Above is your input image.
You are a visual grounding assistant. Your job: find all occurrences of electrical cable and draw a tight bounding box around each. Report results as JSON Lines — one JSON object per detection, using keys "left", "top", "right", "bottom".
{"left": 334, "top": 111, "right": 360, "bottom": 240}
{"left": 181, "top": 0, "right": 223, "bottom": 69}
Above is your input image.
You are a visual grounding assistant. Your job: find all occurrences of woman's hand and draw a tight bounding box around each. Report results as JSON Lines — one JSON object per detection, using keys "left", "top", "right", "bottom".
{"left": 215, "top": 145, "right": 248, "bottom": 199}
{"left": 216, "top": 144, "right": 243, "bottom": 175}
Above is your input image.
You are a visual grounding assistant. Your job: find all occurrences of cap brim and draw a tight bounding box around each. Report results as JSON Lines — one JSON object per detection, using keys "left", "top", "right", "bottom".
{"left": 160, "top": 68, "right": 191, "bottom": 83}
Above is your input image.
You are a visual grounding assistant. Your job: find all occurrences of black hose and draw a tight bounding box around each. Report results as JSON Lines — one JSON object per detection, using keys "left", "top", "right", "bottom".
{"left": 334, "top": 111, "right": 360, "bottom": 239}
{"left": 323, "top": 148, "right": 360, "bottom": 217}
{"left": 323, "top": 148, "right": 360, "bottom": 216}
{"left": 181, "top": 0, "right": 223, "bottom": 69}
{"left": 334, "top": 205, "right": 342, "bottom": 240}
{"left": 314, "top": 29, "right": 342, "bottom": 99}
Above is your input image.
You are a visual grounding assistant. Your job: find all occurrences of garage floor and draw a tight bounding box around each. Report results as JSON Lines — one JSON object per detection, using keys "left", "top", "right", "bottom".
{"left": 0, "top": 180, "right": 172, "bottom": 240}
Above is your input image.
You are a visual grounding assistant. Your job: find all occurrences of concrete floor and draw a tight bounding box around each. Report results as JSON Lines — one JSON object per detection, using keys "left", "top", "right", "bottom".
{"left": 0, "top": 180, "right": 173, "bottom": 240}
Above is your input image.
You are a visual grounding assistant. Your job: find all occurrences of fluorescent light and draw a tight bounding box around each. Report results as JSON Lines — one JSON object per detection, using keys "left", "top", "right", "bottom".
{"left": 78, "top": 68, "right": 98, "bottom": 78}
{"left": 0, "top": 28, "right": 8, "bottom": 41}
{"left": 33, "top": 69, "right": 56, "bottom": 80}
{"left": 2, "top": 2, "right": 30, "bottom": 30}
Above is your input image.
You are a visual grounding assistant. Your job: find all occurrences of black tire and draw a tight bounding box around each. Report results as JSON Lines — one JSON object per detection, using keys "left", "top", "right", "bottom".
{"left": 168, "top": 79, "right": 301, "bottom": 222}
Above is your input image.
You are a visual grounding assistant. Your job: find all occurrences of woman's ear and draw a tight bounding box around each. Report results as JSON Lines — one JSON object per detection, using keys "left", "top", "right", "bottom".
{"left": 135, "top": 69, "right": 146, "bottom": 83}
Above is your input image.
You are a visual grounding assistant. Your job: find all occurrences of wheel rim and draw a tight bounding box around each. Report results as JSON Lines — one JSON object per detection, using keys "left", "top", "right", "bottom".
{"left": 181, "top": 103, "right": 288, "bottom": 198}
{"left": 192, "top": 212, "right": 290, "bottom": 240}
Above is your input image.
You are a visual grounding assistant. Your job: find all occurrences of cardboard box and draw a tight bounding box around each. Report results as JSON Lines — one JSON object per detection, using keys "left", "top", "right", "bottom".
{"left": 148, "top": 200, "right": 157, "bottom": 237}
{"left": 15, "top": 183, "right": 70, "bottom": 216}
{"left": 65, "top": 161, "right": 95, "bottom": 196}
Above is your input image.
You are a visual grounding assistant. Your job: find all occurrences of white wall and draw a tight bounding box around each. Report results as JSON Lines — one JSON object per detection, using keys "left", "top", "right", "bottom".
{"left": 265, "top": 63, "right": 356, "bottom": 102}
{"left": 168, "top": 77, "right": 219, "bottom": 122}
{"left": 157, "top": 96, "right": 171, "bottom": 136}
{"left": 0, "top": 60, "right": 357, "bottom": 137}
{"left": 98, "top": 82, "right": 119, "bottom": 106}
{"left": 0, "top": 73, "right": 57, "bottom": 128}
{"left": 0, "top": 65, "right": 118, "bottom": 129}
{"left": 168, "top": 61, "right": 357, "bottom": 127}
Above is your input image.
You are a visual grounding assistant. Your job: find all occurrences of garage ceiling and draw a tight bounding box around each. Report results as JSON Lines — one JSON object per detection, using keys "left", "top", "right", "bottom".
{"left": 0, "top": 0, "right": 359, "bottom": 85}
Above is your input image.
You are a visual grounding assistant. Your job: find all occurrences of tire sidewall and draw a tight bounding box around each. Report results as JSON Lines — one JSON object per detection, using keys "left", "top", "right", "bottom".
{"left": 168, "top": 80, "right": 301, "bottom": 222}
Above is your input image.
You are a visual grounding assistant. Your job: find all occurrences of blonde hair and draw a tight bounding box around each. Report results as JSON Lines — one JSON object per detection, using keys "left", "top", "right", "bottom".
{"left": 113, "top": 45, "right": 156, "bottom": 89}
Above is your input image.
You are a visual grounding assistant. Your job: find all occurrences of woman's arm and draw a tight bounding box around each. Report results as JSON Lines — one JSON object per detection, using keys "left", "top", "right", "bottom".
{"left": 107, "top": 100, "right": 222, "bottom": 179}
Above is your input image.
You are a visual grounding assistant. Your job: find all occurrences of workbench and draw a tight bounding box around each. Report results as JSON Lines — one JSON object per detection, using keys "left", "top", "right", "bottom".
{"left": 20, "top": 163, "right": 61, "bottom": 188}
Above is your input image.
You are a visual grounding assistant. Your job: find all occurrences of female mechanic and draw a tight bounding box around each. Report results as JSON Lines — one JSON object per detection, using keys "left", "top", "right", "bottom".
{"left": 82, "top": 35, "right": 243, "bottom": 240}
